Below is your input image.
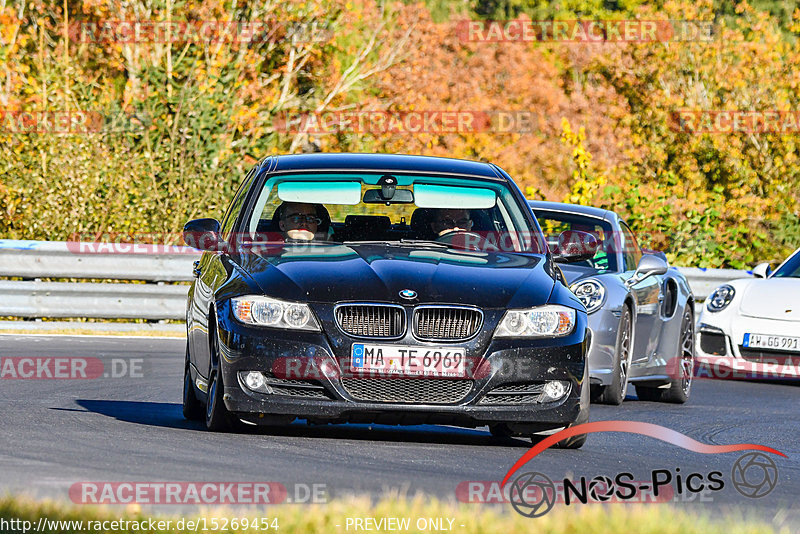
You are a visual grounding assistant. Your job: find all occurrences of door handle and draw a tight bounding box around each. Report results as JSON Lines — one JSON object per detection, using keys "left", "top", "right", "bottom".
{"left": 192, "top": 260, "right": 202, "bottom": 277}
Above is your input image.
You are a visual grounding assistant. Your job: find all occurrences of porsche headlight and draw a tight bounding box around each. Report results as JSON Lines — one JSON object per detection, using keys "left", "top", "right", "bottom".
{"left": 495, "top": 305, "right": 576, "bottom": 338}
{"left": 706, "top": 285, "right": 735, "bottom": 312}
{"left": 231, "top": 296, "right": 320, "bottom": 331}
{"left": 570, "top": 280, "right": 605, "bottom": 313}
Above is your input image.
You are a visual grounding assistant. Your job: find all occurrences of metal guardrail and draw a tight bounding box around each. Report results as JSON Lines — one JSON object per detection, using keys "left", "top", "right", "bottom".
{"left": 0, "top": 240, "right": 196, "bottom": 281}
{"left": 0, "top": 281, "right": 190, "bottom": 321}
{"left": 0, "top": 240, "right": 199, "bottom": 321}
{"left": 675, "top": 267, "right": 754, "bottom": 305}
{"left": 0, "top": 240, "right": 755, "bottom": 321}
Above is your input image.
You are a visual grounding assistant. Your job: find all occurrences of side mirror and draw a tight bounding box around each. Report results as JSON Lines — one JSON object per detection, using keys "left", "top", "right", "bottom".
{"left": 625, "top": 254, "right": 668, "bottom": 287}
{"left": 183, "top": 218, "right": 224, "bottom": 251}
{"left": 752, "top": 262, "right": 771, "bottom": 279}
{"left": 553, "top": 230, "right": 599, "bottom": 263}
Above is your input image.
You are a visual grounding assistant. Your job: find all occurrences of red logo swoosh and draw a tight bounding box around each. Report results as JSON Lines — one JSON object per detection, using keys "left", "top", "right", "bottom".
{"left": 501, "top": 421, "right": 785, "bottom": 487}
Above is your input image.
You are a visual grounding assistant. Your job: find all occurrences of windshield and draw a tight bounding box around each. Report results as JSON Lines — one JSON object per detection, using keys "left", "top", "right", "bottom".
{"left": 771, "top": 248, "right": 800, "bottom": 278}
{"left": 533, "top": 210, "right": 618, "bottom": 272}
{"left": 242, "top": 173, "right": 545, "bottom": 253}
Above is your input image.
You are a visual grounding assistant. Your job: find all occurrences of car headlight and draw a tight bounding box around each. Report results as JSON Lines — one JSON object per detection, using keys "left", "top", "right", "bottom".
{"left": 495, "top": 305, "right": 576, "bottom": 338}
{"left": 706, "top": 285, "right": 735, "bottom": 312}
{"left": 570, "top": 280, "right": 605, "bottom": 313}
{"left": 231, "top": 296, "right": 321, "bottom": 331}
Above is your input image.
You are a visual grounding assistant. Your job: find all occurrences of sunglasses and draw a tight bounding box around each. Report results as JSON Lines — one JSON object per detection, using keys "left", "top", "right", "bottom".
{"left": 435, "top": 217, "right": 472, "bottom": 227}
{"left": 283, "top": 214, "right": 322, "bottom": 225}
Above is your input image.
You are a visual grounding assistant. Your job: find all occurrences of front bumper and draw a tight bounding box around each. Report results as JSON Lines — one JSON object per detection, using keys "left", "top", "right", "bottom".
{"left": 583, "top": 306, "right": 621, "bottom": 387}
{"left": 695, "top": 307, "right": 800, "bottom": 380}
{"left": 212, "top": 300, "right": 589, "bottom": 430}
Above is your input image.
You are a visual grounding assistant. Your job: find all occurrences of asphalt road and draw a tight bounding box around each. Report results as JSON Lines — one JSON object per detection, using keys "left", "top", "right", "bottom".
{"left": 0, "top": 334, "right": 798, "bottom": 529}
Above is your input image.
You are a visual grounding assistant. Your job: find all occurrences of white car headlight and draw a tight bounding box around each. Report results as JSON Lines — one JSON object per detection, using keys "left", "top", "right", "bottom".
{"left": 570, "top": 280, "right": 605, "bottom": 313}
{"left": 495, "top": 305, "right": 576, "bottom": 338}
{"left": 231, "top": 296, "right": 320, "bottom": 331}
{"left": 706, "top": 285, "right": 735, "bottom": 312}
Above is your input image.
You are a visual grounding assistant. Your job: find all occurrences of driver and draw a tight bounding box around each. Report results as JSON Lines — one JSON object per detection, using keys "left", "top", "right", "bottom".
{"left": 276, "top": 202, "right": 323, "bottom": 241}
{"left": 430, "top": 208, "right": 473, "bottom": 237}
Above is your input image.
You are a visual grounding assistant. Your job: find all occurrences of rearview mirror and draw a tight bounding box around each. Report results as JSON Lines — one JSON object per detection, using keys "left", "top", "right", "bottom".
{"left": 553, "top": 230, "right": 599, "bottom": 263}
{"left": 752, "top": 262, "right": 771, "bottom": 279}
{"left": 183, "top": 218, "right": 224, "bottom": 251}
{"left": 625, "top": 254, "right": 668, "bottom": 287}
{"left": 363, "top": 188, "right": 414, "bottom": 204}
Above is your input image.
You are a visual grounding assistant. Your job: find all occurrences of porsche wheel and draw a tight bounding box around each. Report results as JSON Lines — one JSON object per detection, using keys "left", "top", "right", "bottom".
{"left": 598, "top": 305, "right": 632, "bottom": 405}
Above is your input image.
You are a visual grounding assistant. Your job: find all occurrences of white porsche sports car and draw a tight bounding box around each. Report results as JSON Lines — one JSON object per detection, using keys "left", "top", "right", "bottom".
{"left": 696, "top": 247, "right": 800, "bottom": 379}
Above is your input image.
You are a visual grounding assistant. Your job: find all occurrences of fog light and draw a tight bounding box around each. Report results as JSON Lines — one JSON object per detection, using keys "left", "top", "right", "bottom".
{"left": 542, "top": 380, "right": 567, "bottom": 400}
{"left": 245, "top": 371, "right": 265, "bottom": 390}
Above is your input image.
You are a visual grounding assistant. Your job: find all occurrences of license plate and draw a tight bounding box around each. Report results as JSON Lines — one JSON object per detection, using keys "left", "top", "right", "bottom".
{"left": 350, "top": 343, "right": 466, "bottom": 377}
{"left": 743, "top": 333, "right": 800, "bottom": 352}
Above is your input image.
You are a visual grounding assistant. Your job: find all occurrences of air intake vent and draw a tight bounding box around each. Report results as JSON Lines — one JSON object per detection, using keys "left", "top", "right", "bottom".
{"left": 413, "top": 306, "right": 483, "bottom": 341}
{"left": 478, "top": 383, "right": 546, "bottom": 405}
{"left": 738, "top": 347, "right": 800, "bottom": 364}
{"left": 335, "top": 304, "right": 405, "bottom": 338}
{"left": 341, "top": 378, "right": 473, "bottom": 404}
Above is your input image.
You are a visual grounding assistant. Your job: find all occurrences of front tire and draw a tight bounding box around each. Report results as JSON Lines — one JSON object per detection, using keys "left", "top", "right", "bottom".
{"left": 534, "top": 427, "right": 587, "bottom": 449}
{"left": 182, "top": 344, "right": 204, "bottom": 421}
{"left": 597, "top": 305, "right": 632, "bottom": 405}
{"left": 489, "top": 424, "right": 514, "bottom": 439}
{"left": 205, "top": 368, "right": 238, "bottom": 431}
{"left": 204, "top": 324, "right": 239, "bottom": 431}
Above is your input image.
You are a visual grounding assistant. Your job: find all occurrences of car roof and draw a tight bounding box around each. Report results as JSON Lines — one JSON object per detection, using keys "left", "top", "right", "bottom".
{"left": 263, "top": 153, "right": 504, "bottom": 180}
{"left": 527, "top": 200, "right": 617, "bottom": 222}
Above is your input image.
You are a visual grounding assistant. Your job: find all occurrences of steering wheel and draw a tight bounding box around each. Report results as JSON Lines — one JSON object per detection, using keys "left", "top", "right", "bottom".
{"left": 435, "top": 230, "right": 498, "bottom": 251}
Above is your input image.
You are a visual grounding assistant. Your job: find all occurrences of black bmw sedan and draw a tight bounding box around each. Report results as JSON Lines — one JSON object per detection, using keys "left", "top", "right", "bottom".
{"left": 182, "top": 153, "right": 591, "bottom": 447}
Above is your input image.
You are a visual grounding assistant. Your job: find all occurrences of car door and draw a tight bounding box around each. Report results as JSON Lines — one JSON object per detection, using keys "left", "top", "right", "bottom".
{"left": 189, "top": 166, "right": 258, "bottom": 378}
{"left": 620, "top": 222, "right": 664, "bottom": 365}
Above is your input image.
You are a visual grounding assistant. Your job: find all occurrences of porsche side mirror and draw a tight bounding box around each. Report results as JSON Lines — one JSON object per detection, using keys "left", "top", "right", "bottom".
{"left": 553, "top": 230, "right": 599, "bottom": 263}
{"left": 183, "top": 218, "right": 224, "bottom": 251}
{"left": 625, "top": 254, "right": 668, "bottom": 288}
{"left": 752, "top": 262, "right": 771, "bottom": 279}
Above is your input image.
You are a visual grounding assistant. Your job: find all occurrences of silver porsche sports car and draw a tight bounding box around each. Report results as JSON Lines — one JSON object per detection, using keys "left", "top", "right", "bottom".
{"left": 529, "top": 201, "right": 696, "bottom": 404}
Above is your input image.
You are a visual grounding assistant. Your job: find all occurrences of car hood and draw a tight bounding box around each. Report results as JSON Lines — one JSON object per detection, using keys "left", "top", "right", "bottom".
{"left": 233, "top": 243, "right": 555, "bottom": 308}
{"left": 739, "top": 278, "right": 800, "bottom": 322}
{"left": 557, "top": 264, "right": 609, "bottom": 286}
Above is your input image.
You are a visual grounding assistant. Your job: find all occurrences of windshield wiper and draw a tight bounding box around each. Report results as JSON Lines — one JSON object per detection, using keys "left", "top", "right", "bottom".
{"left": 399, "top": 239, "right": 449, "bottom": 248}
{"left": 340, "top": 239, "right": 449, "bottom": 249}
{"left": 242, "top": 239, "right": 340, "bottom": 246}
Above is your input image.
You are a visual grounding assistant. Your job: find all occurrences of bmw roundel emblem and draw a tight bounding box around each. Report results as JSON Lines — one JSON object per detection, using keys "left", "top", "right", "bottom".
{"left": 399, "top": 289, "right": 417, "bottom": 300}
